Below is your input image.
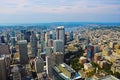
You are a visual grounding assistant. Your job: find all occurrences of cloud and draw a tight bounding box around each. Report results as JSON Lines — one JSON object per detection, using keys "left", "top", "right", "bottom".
{"left": 0, "top": 0, "right": 120, "bottom": 23}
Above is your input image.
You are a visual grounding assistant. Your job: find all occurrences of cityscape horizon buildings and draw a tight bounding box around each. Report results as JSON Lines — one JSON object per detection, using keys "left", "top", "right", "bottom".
{"left": 0, "top": 0, "right": 120, "bottom": 80}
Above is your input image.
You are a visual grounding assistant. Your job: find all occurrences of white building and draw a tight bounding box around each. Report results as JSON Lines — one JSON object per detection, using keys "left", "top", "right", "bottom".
{"left": 56, "top": 26, "right": 65, "bottom": 44}
{"left": 53, "top": 40, "right": 64, "bottom": 53}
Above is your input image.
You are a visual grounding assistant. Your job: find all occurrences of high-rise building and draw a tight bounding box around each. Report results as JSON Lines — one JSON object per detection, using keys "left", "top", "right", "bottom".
{"left": 53, "top": 40, "right": 64, "bottom": 53}
{"left": 47, "top": 39, "right": 53, "bottom": 47}
{"left": 11, "top": 65, "right": 21, "bottom": 80}
{"left": 70, "top": 31, "right": 73, "bottom": 41}
{"left": 46, "top": 55, "right": 55, "bottom": 78}
{"left": 56, "top": 26, "right": 65, "bottom": 44}
{"left": 30, "top": 33, "right": 38, "bottom": 56}
{"left": 41, "top": 31, "right": 46, "bottom": 52}
{"left": 6, "top": 32, "right": 10, "bottom": 44}
{"left": 11, "top": 37, "right": 16, "bottom": 47}
{"left": 0, "top": 57, "right": 7, "bottom": 80}
{"left": 18, "top": 40, "right": 29, "bottom": 65}
{"left": 86, "top": 45, "right": 94, "bottom": 61}
{"left": 53, "top": 52, "right": 64, "bottom": 65}
{"left": 45, "top": 32, "right": 50, "bottom": 45}
{"left": 34, "top": 57, "right": 44, "bottom": 73}
{"left": 25, "top": 31, "right": 31, "bottom": 42}
{"left": 0, "top": 44, "right": 10, "bottom": 56}
{"left": 46, "top": 47, "right": 53, "bottom": 56}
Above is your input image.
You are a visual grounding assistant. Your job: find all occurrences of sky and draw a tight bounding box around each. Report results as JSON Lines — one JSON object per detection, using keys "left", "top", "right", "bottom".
{"left": 0, "top": 0, "right": 120, "bottom": 23}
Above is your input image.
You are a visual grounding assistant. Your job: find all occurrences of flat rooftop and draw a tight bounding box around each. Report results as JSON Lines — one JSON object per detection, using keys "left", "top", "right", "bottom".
{"left": 58, "top": 65, "right": 71, "bottom": 78}
{"left": 57, "top": 63, "right": 75, "bottom": 78}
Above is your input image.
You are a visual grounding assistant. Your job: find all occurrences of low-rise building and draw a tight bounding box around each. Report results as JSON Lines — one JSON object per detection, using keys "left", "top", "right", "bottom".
{"left": 84, "top": 63, "right": 92, "bottom": 70}
{"left": 79, "top": 56, "right": 87, "bottom": 64}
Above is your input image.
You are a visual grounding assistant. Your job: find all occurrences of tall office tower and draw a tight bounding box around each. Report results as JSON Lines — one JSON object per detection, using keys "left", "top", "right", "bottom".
{"left": 53, "top": 52, "right": 64, "bottom": 65}
{"left": 6, "top": 32, "right": 10, "bottom": 44}
{"left": 0, "top": 35, "right": 5, "bottom": 43}
{"left": 86, "top": 45, "right": 94, "bottom": 61}
{"left": 10, "top": 31, "right": 16, "bottom": 47}
{"left": 25, "top": 31, "right": 31, "bottom": 42}
{"left": 18, "top": 40, "right": 29, "bottom": 65}
{"left": 50, "top": 31, "right": 56, "bottom": 40}
{"left": 45, "top": 32, "right": 50, "bottom": 44}
{"left": 0, "top": 44, "right": 10, "bottom": 56}
{"left": 53, "top": 40, "right": 64, "bottom": 53}
{"left": 34, "top": 57, "right": 44, "bottom": 73}
{"left": 70, "top": 31, "right": 73, "bottom": 41}
{"left": 86, "top": 36, "right": 90, "bottom": 45}
{"left": 56, "top": 26, "right": 65, "bottom": 44}
{"left": 48, "top": 39, "right": 53, "bottom": 47}
{"left": 11, "top": 37, "right": 16, "bottom": 47}
{"left": 30, "top": 33, "right": 38, "bottom": 56}
{"left": 46, "top": 55, "right": 55, "bottom": 78}
{"left": 0, "top": 57, "right": 7, "bottom": 80}
{"left": 46, "top": 47, "right": 53, "bottom": 56}
{"left": 41, "top": 31, "right": 45, "bottom": 41}
{"left": 36, "top": 32, "right": 41, "bottom": 41}
{"left": 20, "top": 30, "right": 26, "bottom": 40}
{"left": 11, "top": 65, "right": 21, "bottom": 80}
{"left": 41, "top": 31, "right": 46, "bottom": 52}
{"left": 11, "top": 31, "right": 15, "bottom": 37}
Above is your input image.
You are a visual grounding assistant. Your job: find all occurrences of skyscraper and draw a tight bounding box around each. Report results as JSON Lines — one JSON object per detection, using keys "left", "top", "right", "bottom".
{"left": 53, "top": 40, "right": 64, "bottom": 53}
{"left": 46, "top": 55, "right": 55, "bottom": 78}
{"left": 70, "top": 31, "right": 73, "bottom": 41}
{"left": 0, "top": 57, "right": 7, "bottom": 80}
{"left": 56, "top": 26, "right": 65, "bottom": 44}
{"left": 41, "top": 31, "right": 46, "bottom": 52}
{"left": 0, "top": 44, "right": 10, "bottom": 56}
{"left": 30, "top": 33, "right": 38, "bottom": 56}
{"left": 34, "top": 57, "right": 44, "bottom": 73}
{"left": 18, "top": 40, "right": 29, "bottom": 65}
{"left": 11, "top": 37, "right": 16, "bottom": 47}
{"left": 53, "top": 52, "right": 64, "bottom": 65}
{"left": 86, "top": 45, "right": 94, "bottom": 61}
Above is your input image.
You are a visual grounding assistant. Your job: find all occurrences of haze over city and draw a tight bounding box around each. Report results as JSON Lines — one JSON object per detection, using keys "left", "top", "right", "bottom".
{"left": 0, "top": 0, "right": 120, "bottom": 80}
{"left": 0, "top": 0, "right": 120, "bottom": 24}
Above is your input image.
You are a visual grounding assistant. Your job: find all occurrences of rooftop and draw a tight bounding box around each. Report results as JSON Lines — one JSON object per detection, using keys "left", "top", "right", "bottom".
{"left": 18, "top": 40, "right": 27, "bottom": 44}
{"left": 55, "top": 63, "right": 77, "bottom": 79}
{"left": 57, "top": 64, "right": 71, "bottom": 78}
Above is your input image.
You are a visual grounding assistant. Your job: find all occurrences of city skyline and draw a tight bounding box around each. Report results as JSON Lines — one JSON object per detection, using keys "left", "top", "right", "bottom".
{"left": 0, "top": 0, "right": 120, "bottom": 24}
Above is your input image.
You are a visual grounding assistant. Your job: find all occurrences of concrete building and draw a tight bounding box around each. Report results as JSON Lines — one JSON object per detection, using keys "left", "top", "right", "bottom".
{"left": 11, "top": 37, "right": 16, "bottom": 47}
{"left": 97, "top": 60, "right": 110, "bottom": 69}
{"left": 47, "top": 39, "right": 53, "bottom": 47}
{"left": 0, "top": 57, "right": 7, "bottom": 80}
{"left": 84, "top": 63, "right": 93, "bottom": 70}
{"left": 30, "top": 33, "right": 38, "bottom": 56}
{"left": 102, "top": 47, "right": 112, "bottom": 56}
{"left": 45, "top": 32, "right": 50, "bottom": 46}
{"left": 79, "top": 56, "right": 87, "bottom": 64}
{"left": 18, "top": 40, "right": 29, "bottom": 65}
{"left": 46, "top": 47, "right": 53, "bottom": 56}
{"left": 34, "top": 57, "right": 44, "bottom": 73}
{"left": 94, "top": 53, "right": 101, "bottom": 63}
{"left": 94, "top": 45, "right": 100, "bottom": 53}
{"left": 86, "top": 45, "right": 94, "bottom": 61}
{"left": 56, "top": 26, "right": 65, "bottom": 44}
{"left": 46, "top": 55, "right": 55, "bottom": 78}
{"left": 11, "top": 65, "right": 21, "bottom": 80}
{"left": 111, "top": 60, "right": 120, "bottom": 74}
{"left": 53, "top": 40, "right": 64, "bottom": 53}
{"left": 109, "top": 41, "right": 117, "bottom": 49}
{"left": 52, "top": 63, "right": 81, "bottom": 80}
{"left": 0, "top": 43, "right": 10, "bottom": 56}
{"left": 25, "top": 31, "right": 31, "bottom": 42}
{"left": 53, "top": 52, "right": 64, "bottom": 65}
